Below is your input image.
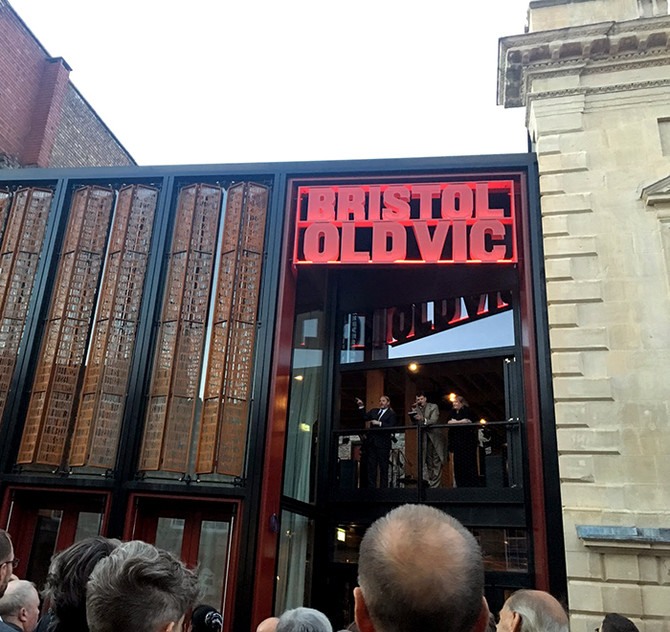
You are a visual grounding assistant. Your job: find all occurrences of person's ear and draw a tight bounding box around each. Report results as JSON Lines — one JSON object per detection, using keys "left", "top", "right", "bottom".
{"left": 471, "top": 597, "right": 490, "bottom": 632}
{"left": 511, "top": 612, "right": 522, "bottom": 632}
{"left": 18, "top": 606, "right": 28, "bottom": 623}
{"left": 162, "top": 621, "right": 175, "bottom": 632}
{"left": 354, "top": 587, "right": 375, "bottom": 632}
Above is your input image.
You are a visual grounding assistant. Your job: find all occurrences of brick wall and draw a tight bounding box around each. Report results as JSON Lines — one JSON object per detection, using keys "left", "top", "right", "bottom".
{"left": 0, "top": 0, "right": 134, "bottom": 168}
{"left": 0, "top": 0, "right": 49, "bottom": 163}
{"left": 49, "top": 84, "right": 134, "bottom": 168}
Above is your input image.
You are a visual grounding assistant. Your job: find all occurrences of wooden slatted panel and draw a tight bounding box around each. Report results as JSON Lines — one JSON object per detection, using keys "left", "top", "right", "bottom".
{"left": 195, "top": 182, "right": 269, "bottom": 475}
{"left": 0, "top": 188, "right": 53, "bottom": 427}
{"left": 17, "top": 186, "right": 113, "bottom": 466}
{"left": 69, "top": 185, "right": 158, "bottom": 468}
{"left": 138, "top": 183, "right": 222, "bottom": 472}
{"left": 0, "top": 191, "right": 11, "bottom": 255}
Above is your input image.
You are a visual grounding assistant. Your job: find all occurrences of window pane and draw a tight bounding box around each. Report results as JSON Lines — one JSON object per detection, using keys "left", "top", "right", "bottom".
{"left": 283, "top": 311, "right": 324, "bottom": 503}
{"left": 275, "top": 512, "right": 314, "bottom": 614}
{"left": 74, "top": 512, "right": 103, "bottom": 541}
{"left": 155, "top": 517, "right": 184, "bottom": 559}
{"left": 197, "top": 520, "right": 231, "bottom": 611}
{"left": 474, "top": 528, "right": 528, "bottom": 572}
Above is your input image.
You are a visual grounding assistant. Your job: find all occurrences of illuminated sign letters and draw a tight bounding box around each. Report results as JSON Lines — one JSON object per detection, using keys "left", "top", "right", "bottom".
{"left": 294, "top": 181, "right": 516, "bottom": 265}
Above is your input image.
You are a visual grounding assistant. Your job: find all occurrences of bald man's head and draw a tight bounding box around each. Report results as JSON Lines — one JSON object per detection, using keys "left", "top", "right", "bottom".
{"left": 355, "top": 504, "right": 487, "bottom": 632}
{"left": 497, "top": 590, "right": 568, "bottom": 632}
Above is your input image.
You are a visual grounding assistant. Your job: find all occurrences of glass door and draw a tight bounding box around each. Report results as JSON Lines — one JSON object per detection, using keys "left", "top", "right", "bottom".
{"left": 126, "top": 495, "right": 238, "bottom": 625}
{"left": 2, "top": 488, "right": 110, "bottom": 590}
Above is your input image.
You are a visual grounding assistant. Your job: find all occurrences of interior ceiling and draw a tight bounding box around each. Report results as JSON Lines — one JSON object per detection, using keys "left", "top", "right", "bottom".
{"left": 340, "top": 356, "right": 507, "bottom": 425}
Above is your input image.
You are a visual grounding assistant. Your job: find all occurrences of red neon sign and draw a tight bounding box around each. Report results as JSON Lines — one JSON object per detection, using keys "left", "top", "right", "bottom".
{"left": 293, "top": 181, "right": 517, "bottom": 265}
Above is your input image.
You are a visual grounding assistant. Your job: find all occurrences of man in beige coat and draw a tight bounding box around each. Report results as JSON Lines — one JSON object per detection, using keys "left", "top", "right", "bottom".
{"left": 409, "top": 394, "right": 445, "bottom": 487}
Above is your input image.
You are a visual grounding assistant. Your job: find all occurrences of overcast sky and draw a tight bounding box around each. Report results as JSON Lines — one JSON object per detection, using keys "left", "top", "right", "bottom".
{"left": 10, "top": 0, "right": 532, "bottom": 166}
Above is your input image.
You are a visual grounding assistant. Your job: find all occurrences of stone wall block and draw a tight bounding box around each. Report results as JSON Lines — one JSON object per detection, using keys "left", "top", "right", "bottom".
{"left": 557, "top": 428, "right": 620, "bottom": 453}
{"left": 553, "top": 375, "right": 612, "bottom": 400}
{"left": 551, "top": 351, "right": 583, "bottom": 376}
{"left": 536, "top": 134, "right": 561, "bottom": 155}
{"left": 546, "top": 279, "right": 602, "bottom": 303}
{"left": 560, "top": 483, "right": 625, "bottom": 510}
{"left": 601, "top": 583, "right": 643, "bottom": 615}
{"left": 641, "top": 585, "right": 670, "bottom": 617}
{"left": 545, "top": 257, "right": 573, "bottom": 280}
{"left": 541, "top": 192, "right": 593, "bottom": 215}
{"left": 548, "top": 303, "right": 579, "bottom": 326}
{"left": 567, "top": 580, "right": 604, "bottom": 611}
{"left": 542, "top": 214, "right": 570, "bottom": 236}
{"left": 549, "top": 327, "right": 608, "bottom": 351}
{"left": 544, "top": 235, "right": 598, "bottom": 258}
{"left": 638, "top": 555, "right": 660, "bottom": 584}
{"left": 538, "top": 150, "right": 588, "bottom": 174}
{"left": 559, "top": 454, "right": 595, "bottom": 481}
{"left": 565, "top": 550, "right": 603, "bottom": 579}
{"left": 603, "top": 553, "right": 641, "bottom": 582}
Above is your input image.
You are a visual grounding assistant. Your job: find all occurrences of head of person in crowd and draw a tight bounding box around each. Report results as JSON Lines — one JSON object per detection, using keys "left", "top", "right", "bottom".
{"left": 191, "top": 605, "right": 222, "bottom": 632}
{"left": 0, "top": 579, "right": 41, "bottom": 632}
{"left": 355, "top": 504, "right": 488, "bottom": 632}
{"left": 601, "top": 613, "right": 639, "bottom": 632}
{"left": 42, "top": 536, "right": 120, "bottom": 632}
{"left": 86, "top": 540, "right": 199, "bottom": 632}
{"left": 496, "top": 590, "right": 568, "bottom": 632}
{"left": 275, "top": 608, "right": 332, "bottom": 632}
{"left": 256, "top": 616, "right": 280, "bottom": 632}
{"left": 0, "top": 529, "right": 15, "bottom": 598}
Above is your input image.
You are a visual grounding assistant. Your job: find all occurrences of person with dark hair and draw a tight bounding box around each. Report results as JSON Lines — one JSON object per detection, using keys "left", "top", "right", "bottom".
{"left": 0, "top": 530, "right": 15, "bottom": 600}
{"left": 0, "top": 580, "right": 40, "bottom": 632}
{"left": 601, "top": 613, "right": 639, "bottom": 632}
{"left": 35, "top": 536, "right": 120, "bottom": 632}
{"left": 355, "top": 395, "right": 397, "bottom": 489}
{"left": 86, "top": 540, "right": 199, "bottom": 632}
{"left": 275, "top": 608, "right": 332, "bottom": 632}
{"left": 190, "top": 605, "right": 222, "bottom": 632}
{"left": 496, "top": 589, "right": 568, "bottom": 632}
{"left": 354, "top": 504, "right": 489, "bottom": 632}
{"left": 447, "top": 395, "right": 479, "bottom": 487}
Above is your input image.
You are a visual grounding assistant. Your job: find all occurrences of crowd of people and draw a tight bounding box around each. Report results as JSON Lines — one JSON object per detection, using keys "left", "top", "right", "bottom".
{"left": 0, "top": 506, "right": 641, "bottom": 632}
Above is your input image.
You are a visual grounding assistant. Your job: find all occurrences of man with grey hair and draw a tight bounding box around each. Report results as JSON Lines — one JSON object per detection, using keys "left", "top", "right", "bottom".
{"left": 276, "top": 608, "right": 332, "bottom": 632}
{"left": 86, "top": 540, "right": 199, "bottom": 632}
{"left": 0, "top": 580, "right": 40, "bottom": 632}
{"left": 496, "top": 590, "right": 568, "bottom": 632}
{"left": 354, "top": 504, "right": 489, "bottom": 632}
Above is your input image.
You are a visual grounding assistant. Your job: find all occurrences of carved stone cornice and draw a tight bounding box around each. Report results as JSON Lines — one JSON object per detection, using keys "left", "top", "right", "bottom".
{"left": 498, "top": 14, "right": 670, "bottom": 107}
{"left": 640, "top": 174, "right": 670, "bottom": 209}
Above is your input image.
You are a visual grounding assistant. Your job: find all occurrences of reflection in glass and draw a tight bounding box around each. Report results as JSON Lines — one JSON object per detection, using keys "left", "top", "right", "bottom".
{"left": 25, "top": 510, "right": 62, "bottom": 592}
{"left": 197, "top": 520, "right": 231, "bottom": 610}
{"left": 332, "top": 524, "right": 364, "bottom": 564}
{"left": 155, "top": 517, "right": 185, "bottom": 559}
{"left": 283, "top": 312, "right": 324, "bottom": 503}
{"left": 74, "top": 512, "right": 103, "bottom": 541}
{"left": 275, "top": 512, "right": 314, "bottom": 615}
{"left": 340, "top": 293, "right": 514, "bottom": 365}
{"left": 474, "top": 528, "right": 528, "bottom": 572}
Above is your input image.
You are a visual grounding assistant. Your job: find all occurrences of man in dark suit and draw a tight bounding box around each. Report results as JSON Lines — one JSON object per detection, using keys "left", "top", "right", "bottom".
{"left": 355, "top": 395, "right": 397, "bottom": 489}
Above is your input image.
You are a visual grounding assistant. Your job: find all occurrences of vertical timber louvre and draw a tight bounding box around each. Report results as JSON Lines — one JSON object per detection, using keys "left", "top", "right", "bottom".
{"left": 139, "top": 183, "right": 222, "bottom": 473}
{"left": 196, "top": 182, "right": 269, "bottom": 476}
{"left": 0, "top": 188, "right": 53, "bottom": 426}
{"left": 69, "top": 185, "right": 159, "bottom": 469}
{"left": 17, "top": 186, "right": 114, "bottom": 466}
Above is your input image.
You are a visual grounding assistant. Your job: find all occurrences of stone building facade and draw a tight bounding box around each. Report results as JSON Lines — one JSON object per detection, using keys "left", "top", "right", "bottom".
{"left": 0, "top": 0, "right": 134, "bottom": 168}
{"left": 499, "top": 1, "right": 670, "bottom": 629}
